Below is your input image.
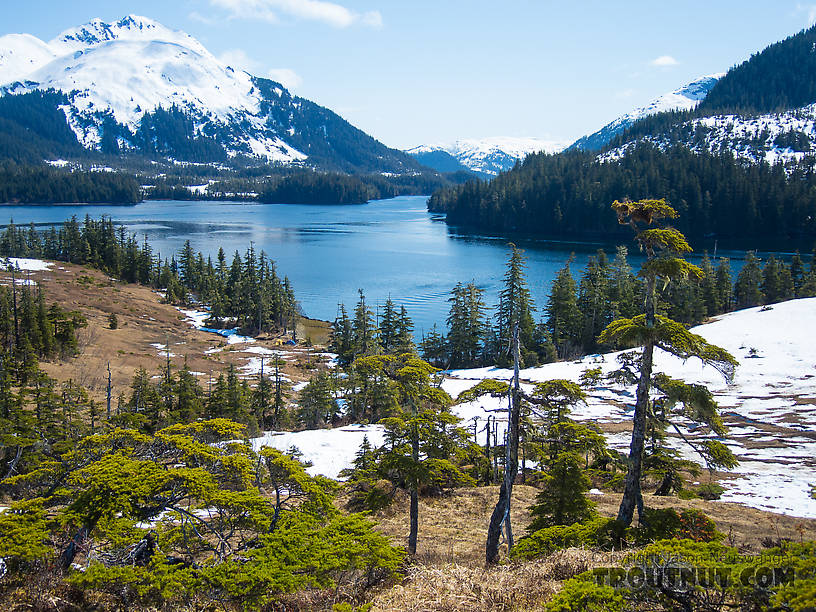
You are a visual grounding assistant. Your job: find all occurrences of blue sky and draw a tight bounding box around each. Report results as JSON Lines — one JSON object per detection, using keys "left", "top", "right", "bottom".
{"left": 3, "top": 1, "right": 815, "bottom": 149}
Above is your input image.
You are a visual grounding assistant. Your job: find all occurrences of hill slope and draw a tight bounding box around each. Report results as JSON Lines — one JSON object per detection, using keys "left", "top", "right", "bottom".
{"left": 570, "top": 74, "right": 722, "bottom": 151}
{"left": 0, "top": 15, "right": 422, "bottom": 173}
{"left": 430, "top": 25, "right": 816, "bottom": 246}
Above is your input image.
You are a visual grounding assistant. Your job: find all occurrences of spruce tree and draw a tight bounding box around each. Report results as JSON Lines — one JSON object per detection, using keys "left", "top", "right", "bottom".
{"left": 734, "top": 251, "right": 764, "bottom": 308}
{"left": 496, "top": 244, "right": 536, "bottom": 367}
{"left": 351, "top": 289, "right": 380, "bottom": 358}
{"left": 546, "top": 262, "right": 582, "bottom": 358}
{"left": 598, "top": 199, "right": 738, "bottom": 527}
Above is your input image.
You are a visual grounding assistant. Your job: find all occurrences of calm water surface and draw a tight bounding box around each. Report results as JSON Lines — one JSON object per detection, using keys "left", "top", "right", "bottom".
{"left": 0, "top": 196, "right": 781, "bottom": 334}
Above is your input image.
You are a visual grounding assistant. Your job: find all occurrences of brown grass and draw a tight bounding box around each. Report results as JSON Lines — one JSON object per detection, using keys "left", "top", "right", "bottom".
{"left": 362, "top": 484, "right": 816, "bottom": 610}
{"left": 1, "top": 261, "right": 331, "bottom": 406}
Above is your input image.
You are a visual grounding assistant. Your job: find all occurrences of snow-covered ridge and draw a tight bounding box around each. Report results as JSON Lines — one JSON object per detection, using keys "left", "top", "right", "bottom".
{"left": 407, "top": 137, "right": 569, "bottom": 176}
{"left": 571, "top": 74, "right": 724, "bottom": 151}
{"left": 0, "top": 15, "right": 305, "bottom": 163}
{"left": 601, "top": 103, "right": 816, "bottom": 168}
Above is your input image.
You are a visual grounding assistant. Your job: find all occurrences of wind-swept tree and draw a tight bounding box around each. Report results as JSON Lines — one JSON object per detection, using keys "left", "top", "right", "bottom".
{"left": 350, "top": 354, "right": 470, "bottom": 555}
{"left": 598, "top": 199, "right": 738, "bottom": 527}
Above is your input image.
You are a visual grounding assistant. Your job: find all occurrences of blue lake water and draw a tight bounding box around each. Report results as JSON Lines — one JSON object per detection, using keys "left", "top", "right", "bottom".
{"left": 0, "top": 196, "right": 784, "bottom": 334}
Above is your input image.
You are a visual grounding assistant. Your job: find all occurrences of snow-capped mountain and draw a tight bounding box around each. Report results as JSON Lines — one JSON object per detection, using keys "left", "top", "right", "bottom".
{"left": 0, "top": 15, "right": 419, "bottom": 172}
{"left": 570, "top": 74, "right": 724, "bottom": 151}
{"left": 407, "top": 137, "right": 569, "bottom": 176}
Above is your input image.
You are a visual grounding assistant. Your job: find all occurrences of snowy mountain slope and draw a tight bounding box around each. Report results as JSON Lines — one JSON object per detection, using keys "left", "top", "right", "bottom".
{"left": 407, "top": 137, "right": 569, "bottom": 176}
{"left": 600, "top": 104, "right": 816, "bottom": 168}
{"left": 0, "top": 15, "right": 419, "bottom": 172}
{"left": 570, "top": 74, "right": 724, "bottom": 151}
{"left": 0, "top": 34, "right": 58, "bottom": 86}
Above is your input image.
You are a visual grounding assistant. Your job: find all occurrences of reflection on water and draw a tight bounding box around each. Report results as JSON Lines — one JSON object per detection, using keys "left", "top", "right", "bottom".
{"left": 0, "top": 196, "right": 781, "bottom": 334}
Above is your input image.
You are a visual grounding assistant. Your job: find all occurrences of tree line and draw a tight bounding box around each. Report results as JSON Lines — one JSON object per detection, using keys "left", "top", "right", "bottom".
{"left": 0, "top": 217, "right": 298, "bottom": 337}
{"left": 360, "top": 243, "right": 814, "bottom": 371}
{"left": 428, "top": 143, "right": 816, "bottom": 247}
{"left": 0, "top": 162, "right": 141, "bottom": 204}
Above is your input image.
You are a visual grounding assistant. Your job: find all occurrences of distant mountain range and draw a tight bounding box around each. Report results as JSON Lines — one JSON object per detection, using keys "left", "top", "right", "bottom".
{"left": 569, "top": 74, "right": 724, "bottom": 151}
{"left": 406, "top": 137, "right": 569, "bottom": 176}
{"left": 405, "top": 76, "right": 725, "bottom": 176}
{"left": 0, "top": 15, "right": 422, "bottom": 174}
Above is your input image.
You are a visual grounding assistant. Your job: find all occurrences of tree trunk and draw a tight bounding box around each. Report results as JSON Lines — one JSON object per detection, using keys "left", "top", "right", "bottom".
{"left": 408, "top": 400, "right": 419, "bottom": 555}
{"left": 617, "top": 274, "right": 656, "bottom": 527}
{"left": 486, "top": 325, "right": 520, "bottom": 564}
{"left": 408, "top": 486, "right": 418, "bottom": 555}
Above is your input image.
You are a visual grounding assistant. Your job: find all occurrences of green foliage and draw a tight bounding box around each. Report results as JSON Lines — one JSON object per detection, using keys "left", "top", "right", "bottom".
{"left": 455, "top": 378, "right": 509, "bottom": 403}
{"left": 512, "top": 518, "right": 619, "bottom": 560}
{"left": 259, "top": 171, "right": 378, "bottom": 204}
{"left": 631, "top": 507, "right": 722, "bottom": 545}
{"left": 698, "top": 23, "right": 816, "bottom": 115}
{"left": 545, "top": 575, "right": 625, "bottom": 612}
{"left": 0, "top": 163, "right": 141, "bottom": 204}
{"left": 598, "top": 314, "right": 737, "bottom": 380}
{"left": 3, "top": 419, "right": 401, "bottom": 609}
{"left": 0, "top": 499, "right": 51, "bottom": 564}
{"left": 543, "top": 530, "right": 816, "bottom": 611}
{"left": 528, "top": 450, "right": 597, "bottom": 530}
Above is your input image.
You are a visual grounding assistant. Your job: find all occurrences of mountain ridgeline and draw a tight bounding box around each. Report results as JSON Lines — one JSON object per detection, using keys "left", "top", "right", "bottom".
{"left": 0, "top": 15, "right": 453, "bottom": 205}
{"left": 430, "top": 23, "right": 816, "bottom": 248}
{"left": 697, "top": 25, "right": 816, "bottom": 116}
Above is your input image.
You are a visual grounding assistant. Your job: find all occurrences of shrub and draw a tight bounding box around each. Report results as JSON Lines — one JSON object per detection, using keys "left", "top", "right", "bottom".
{"left": 696, "top": 482, "right": 724, "bottom": 500}
{"left": 630, "top": 507, "right": 721, "bottom": 545}
{"left": 545, "top": 574, "right": 625, "bottom": 612}
{"left": 512, "top": 518, "right": 619, "bottom": 560}
{"left": 631, "top": 507, "right": 681, "bottom": 545}
{"left": 677, "top": 508, "right": 723, "bottom": 542}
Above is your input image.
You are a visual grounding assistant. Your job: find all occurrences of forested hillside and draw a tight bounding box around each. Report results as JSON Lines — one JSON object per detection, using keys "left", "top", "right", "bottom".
{"left": 428, "top": 143, "right": 816, "bottom": 246}
{"left": 0, "top": 163, "right": 141, "bottom": 203}
{"left": 698, "top": 24, "right": 816, "bottom": 115}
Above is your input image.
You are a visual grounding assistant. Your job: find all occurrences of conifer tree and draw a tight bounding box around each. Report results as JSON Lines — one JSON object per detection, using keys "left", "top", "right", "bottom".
{"left": 546, "top": 262, "right": 582, "bottom": 358}
{"left": 379, "top": 298, "right": 398, "bottom": 353}
{"left": 419, "top": 324, "right": 447, "bottom": 368}
{"left": 297, "top": 371, "right": 336, "bottom": 428}
{"left": 598, "top": 199, "right": 738, "bottom": 527}
{"left": 360, "top": 354, "right": 471, "bottom": 555}
{"left": 734, "top": 251, "right": 764, "bottom": 308}
{"left": 330, "top": 303, "right": 354, "bottom": 365}
{"left": 352, "top": 289, "right": 380, "bottom": 358}
{"left": 790, "top": 251, "right": 806, "bottom": 297}
{"left": 577, "top": 251, "right": 611, "bottom": 353}
{"left": 394, "top": 305, "right": 415, "bottom": 354}
{"left": 496, "top": 244, "right": 537, "bottom": 366}
{"left": 714, "top": 257, "right": 733, "bottom": 312}
{"left": 607, "top": 246, "right": 640, "bottom": 320}
{"left": 447, "top": 282, "right": 488, "bottom": 368}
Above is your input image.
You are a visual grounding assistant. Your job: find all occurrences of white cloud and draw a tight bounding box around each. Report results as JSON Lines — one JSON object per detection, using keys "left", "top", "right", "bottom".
{"left": 189, "top": 11, "right": 219, "bottom": 25}
{"left": 267, "top": 68, "right": 303, "bottom": 90}
{"left": 209, "top": 0, "right": 382, "bottom": 28}
{"left": 218, "top": 49, "right": 262, "bottom": 73}
{"left": 650, "top": 55, "right": 679, "bottom": 67}
{"left": 795, "top": 3, "right": 816, "bottom": 25}
{"left": 216, "top": 50, "right": 303, "bottom": 90}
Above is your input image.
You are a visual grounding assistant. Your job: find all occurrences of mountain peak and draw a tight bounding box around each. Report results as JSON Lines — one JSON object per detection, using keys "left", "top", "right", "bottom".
{"left": 570, "top": 73, "right": 723, "bottom": 151}
{"left": 407, "top": 137, "right": 569, "bottom": 176}
{"left": 49, "top": 15, "right": 208, "bottom": 56}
